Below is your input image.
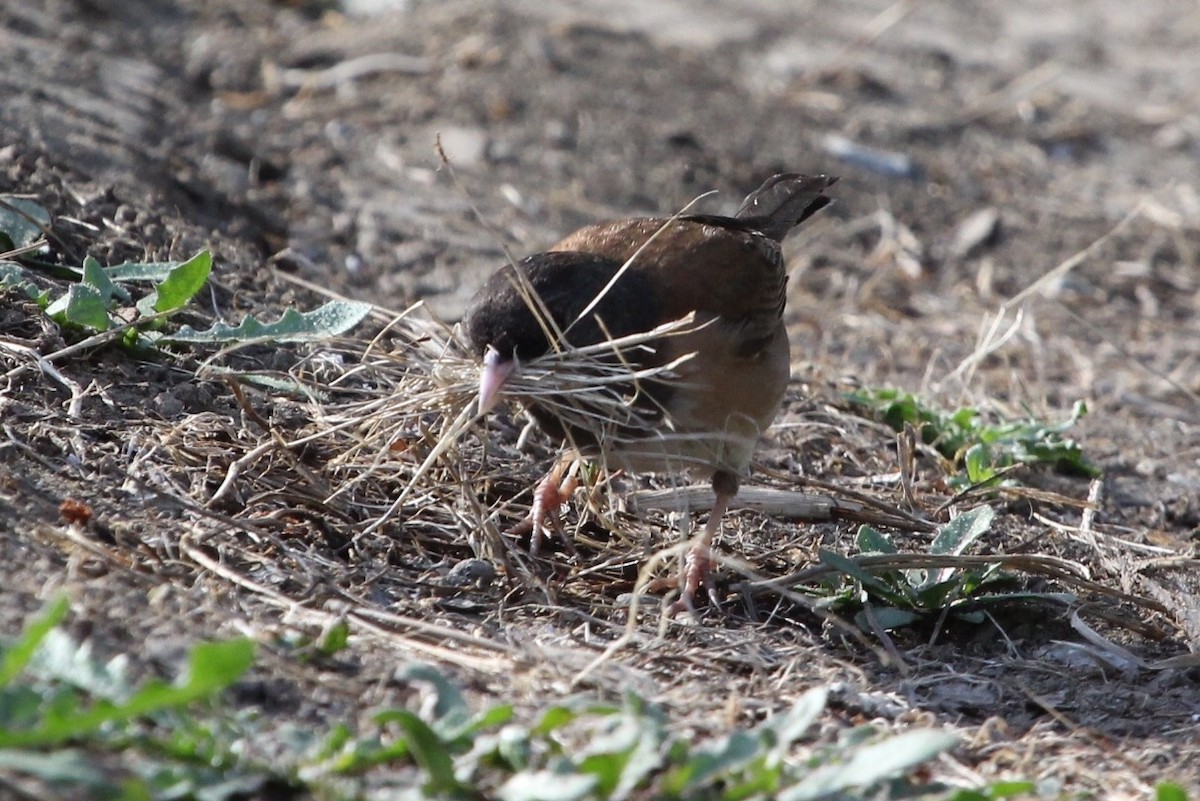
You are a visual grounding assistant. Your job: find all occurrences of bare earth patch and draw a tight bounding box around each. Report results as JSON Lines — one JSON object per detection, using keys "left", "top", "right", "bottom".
{"left": 2, "top": 0, "right": 1199, "bottom": 797}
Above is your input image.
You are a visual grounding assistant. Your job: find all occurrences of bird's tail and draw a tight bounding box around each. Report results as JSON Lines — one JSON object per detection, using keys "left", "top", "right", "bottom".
{"left": 734, "top": 173, "right": 837, "bottom": 241}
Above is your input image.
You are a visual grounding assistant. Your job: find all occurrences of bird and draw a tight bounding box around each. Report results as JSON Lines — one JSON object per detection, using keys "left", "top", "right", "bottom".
{"left": 462, "top": 173, "right": 837, "bottom": 613}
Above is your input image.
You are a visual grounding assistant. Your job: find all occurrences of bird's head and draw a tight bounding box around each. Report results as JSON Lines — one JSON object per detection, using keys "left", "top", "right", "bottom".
{"left": 477, "top": 343, "right": 518, "bottom": 414}
{"left": 462, "top": 251, "right": 658, "bottom": 416}
{"left": 462, "top": 267, "right": 555, "bottom": 415}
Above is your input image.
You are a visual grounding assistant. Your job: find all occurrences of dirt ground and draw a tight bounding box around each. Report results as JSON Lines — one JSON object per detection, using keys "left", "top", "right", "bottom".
{"left": 3, "top": 0, "right": 1200, "bottom": 797}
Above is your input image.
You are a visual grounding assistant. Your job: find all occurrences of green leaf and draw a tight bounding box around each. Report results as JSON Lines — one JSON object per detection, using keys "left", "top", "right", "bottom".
{"left": 913, "top": 576, "right": 968, "bottom": 609}
{"left": 572, "top": 697, "right": 666, "bottom": 798}
{"left": 850, "top": 387, "right": 1098, "bottom": 480}
{"left": 0, "top": 748, "right": 113, "bottom": 789}
{"left": 27, "top": 628, "right": 133, "bottom": 701}
{"left": 316, "top": 619, "right": 350, "bottom": 656}
{"left": 855, "top": 606, "right": 923, "bottom": 631}
{"left": 856, "top": 525, "right": 897, "bottom": 555}
{"left": 781, "top": 729, "right": 958, "bottom": 801}
{"left": 394, "top": 663, "right": 470, "bottom": 733}
{"left": 0, "top": 261, "right": 41, "bottom": 300}
{"left": 153, "top": 251, "right": 212, "bottom": 313}
{"left": 0, "top": 596, "right": 69, "bottom": 687}
{"left": 670, "top": 731, "right": 759, "bottom": 793}
{"left": 81, "top": 256, "right": 122, "bottom": 303}
{"left": 1156, "top": 782, "right": 1189, "bottom": 801}
{"left": 0, "top": 196, "right": 51, "bottom": 250}
{"left": 463, "top": 704, "right": 514, "bottom": 737}
{"left": 387, "top": 709, "right": 461, "bottom": 795}
{"left": 818, "top": 550, "right": 910, "bottom": 607}
{"left": 0, "top": 638, "right": 253, "bottom": 748}
{"left": 985, "top": 780, "right": 1038, "bottom": 797}
{"left": 762, "top": 686, "right": 826, "bottom": 761}
{"left": 105, "top": 258, "right": 201, "bottom": 282}
{"left": 159, "top": 300, "right": 371, "bottom": 344}
{"left": 198, "top": 369, "right": 327, "bottom": 401}
{"left": 46, "top": 283, "right": 111, "bottom": 330}
{"left": 499, "top": 771, "right": 597, "bottom": 801}
{"left": 493, "top": 725, "right": 533, "bottom": 770}
{"left": 963, "top": 443, "right": 995, "bottom": 483}
{"left": 931, "top": 506, "right": 995, "bottom": 556}
{"left": 532, "top": 705, "right": 577, "bottom": 736}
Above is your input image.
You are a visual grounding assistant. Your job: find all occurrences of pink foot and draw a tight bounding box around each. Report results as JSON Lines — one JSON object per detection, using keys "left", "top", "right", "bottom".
{"left": 508, "top": 462, "right": 578, "bottom": 555}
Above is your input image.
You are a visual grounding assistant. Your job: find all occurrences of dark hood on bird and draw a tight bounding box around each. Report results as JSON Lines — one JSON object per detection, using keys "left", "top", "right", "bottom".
{"left": 463, "top": 250, "right": 664, "bottom": 363}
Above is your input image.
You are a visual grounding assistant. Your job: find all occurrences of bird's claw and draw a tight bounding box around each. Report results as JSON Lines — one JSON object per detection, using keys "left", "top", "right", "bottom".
{"left": 666, "top": 543, "right": 720, "bottom": 617}
{"left": 507, "top": 462, "right": 579, "bottom": 557}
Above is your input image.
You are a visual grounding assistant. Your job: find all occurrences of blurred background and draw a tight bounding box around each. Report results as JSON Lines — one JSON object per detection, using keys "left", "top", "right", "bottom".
{"left": 5, "top": 0, "right": 1199, "bottom": 507}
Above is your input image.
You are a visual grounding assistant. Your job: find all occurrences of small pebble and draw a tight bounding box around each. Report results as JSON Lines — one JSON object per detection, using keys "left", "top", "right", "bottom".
{"left": 446, "top": 558, "right": 496, "bottom": 588}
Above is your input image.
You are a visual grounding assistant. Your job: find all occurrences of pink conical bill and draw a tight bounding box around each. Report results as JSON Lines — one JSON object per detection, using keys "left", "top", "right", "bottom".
{"left": 478, "top": 345, "right": 515, "bottom": 414}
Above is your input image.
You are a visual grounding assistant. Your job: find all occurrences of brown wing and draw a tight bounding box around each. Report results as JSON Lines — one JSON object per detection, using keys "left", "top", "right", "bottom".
{"left": 550, "top": 217, "right": 786, "bottom": 349}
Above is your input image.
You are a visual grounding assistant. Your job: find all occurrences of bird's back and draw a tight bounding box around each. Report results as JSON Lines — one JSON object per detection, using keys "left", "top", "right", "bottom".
{"left": 550, "top": 216, "right": 786, "bottom": 341}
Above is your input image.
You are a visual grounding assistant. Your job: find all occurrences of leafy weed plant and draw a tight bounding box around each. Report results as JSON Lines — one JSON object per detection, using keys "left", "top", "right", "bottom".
{"left": 0, "top": 600, "right": 1052, "bottom": 800}
{"left": 817, "top": 506, "right": 1072, "bottom": 631}
{"left": 0, "top": 195, "right": 369, "bottom": 349}
{"left": 848, "top": 387, "right": 1098, "bottom": 488}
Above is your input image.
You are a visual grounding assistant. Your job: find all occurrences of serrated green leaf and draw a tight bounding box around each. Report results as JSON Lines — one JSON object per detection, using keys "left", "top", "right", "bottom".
{"left": 160, "top": 300, "right": 371, "bottom": 344}
{"left": 931, "top": 506, "right": 995, "bottom": 556}
{"left": 105, "top": 258, "right": 199, "bottom": 282}
{"left": 0, "top": 196, "right": 51, "bottom": 250}
{"left": 154, "top": 251, "right": 212, "bottom": 313}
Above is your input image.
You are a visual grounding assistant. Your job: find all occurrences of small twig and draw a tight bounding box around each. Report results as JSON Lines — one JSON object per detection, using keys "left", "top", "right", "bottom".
{"left": 0, "top": 339, "right": 86, "bottom": 419}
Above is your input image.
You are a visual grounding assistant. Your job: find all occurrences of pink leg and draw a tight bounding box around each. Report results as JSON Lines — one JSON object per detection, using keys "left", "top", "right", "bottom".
{"left": 668, "top": 470, "right": 738, "bottom": 616}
